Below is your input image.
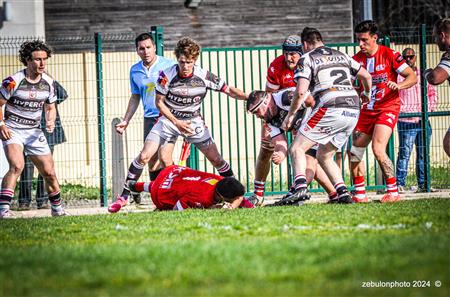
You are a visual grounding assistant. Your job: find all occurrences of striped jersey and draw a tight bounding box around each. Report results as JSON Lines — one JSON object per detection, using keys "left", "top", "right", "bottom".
{"left": 0, "top": 70, "right": 56, "bottom": 129}
{"left": 267, "top": 87, "right": 308, "bottom": 137}
{"left": 156, "top": 65, "right": 227, "bottom": 119}
{"left": 295, "top": 46, "right": 361, "bottom": 110}
{"left": 437, "top": 48, "right": 450, "bottom": 84}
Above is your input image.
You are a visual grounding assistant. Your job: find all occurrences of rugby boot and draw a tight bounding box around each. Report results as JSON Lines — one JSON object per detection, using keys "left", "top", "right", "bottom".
{"left": 380, "top": 192, "right": 400, "bottom": 203}
{"left": 108, "top": 196, "right": 128, "bottom": 213}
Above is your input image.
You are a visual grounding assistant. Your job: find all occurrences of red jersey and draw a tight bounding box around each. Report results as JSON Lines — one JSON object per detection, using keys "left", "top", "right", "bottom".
{"left": 266, "top": 55, "right": 297, "bottom": 90}
{"left": 353, "top": 45, "right": 408, "bottom": 111}
{"left": 150, "top": 165, "right": 254, "bottom": 210}
{"left": 151, "top": 165, "right": 221, "bottom": 210}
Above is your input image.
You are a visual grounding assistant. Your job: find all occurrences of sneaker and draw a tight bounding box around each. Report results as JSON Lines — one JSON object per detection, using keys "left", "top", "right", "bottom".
{"left": 398, "top": 185, "right": 406, "bottom": 194}
{"left": 247, "top": 193, "right": 264, "bottom": 206}
{"left": 0, "top": 208, "right": 12, "bottom": 219}
{"left": 108, "top": 196, "right": 128, "bottom": 213}
{"left": 51, "top": 206, "right": 70, "bottom": 217}
{"left": 37, "top": 203, "right": 51, "bottom": 210}
{"left": 380, "top": 192, "right": 400, "bottom": 203}
{"left": 269, "top": 188, "right": 310, "bottom": 206}
{"left": 18, "top": 203, "right": 31, "bottom": 211}
{"left": 416, "top": 187, "right": 438, "bottom": 193}
{"left": 337, "top": 193, "right": 354, "bottom": 204}
{"left": 352, "top": 195, "right": 369, "bottom": 203}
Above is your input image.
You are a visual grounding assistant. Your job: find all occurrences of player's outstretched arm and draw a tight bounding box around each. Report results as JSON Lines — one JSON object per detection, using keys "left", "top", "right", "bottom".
{"left": 222, "top": 86, "right": 248, "bottom": 100}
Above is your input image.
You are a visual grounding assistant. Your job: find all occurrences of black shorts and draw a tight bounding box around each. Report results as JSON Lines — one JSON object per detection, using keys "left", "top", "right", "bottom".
{"left": 144, "top": 117, "right": 158, "bottom": 141}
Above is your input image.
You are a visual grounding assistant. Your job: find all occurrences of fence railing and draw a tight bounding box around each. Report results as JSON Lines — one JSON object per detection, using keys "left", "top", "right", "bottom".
{"left": 0, "top": 25, "right": 449, "bottom": 206}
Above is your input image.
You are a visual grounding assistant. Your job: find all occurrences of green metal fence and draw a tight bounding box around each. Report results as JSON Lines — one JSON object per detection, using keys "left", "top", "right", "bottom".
{"left": 0, "top": 24, "right": 448, "bottom": 207}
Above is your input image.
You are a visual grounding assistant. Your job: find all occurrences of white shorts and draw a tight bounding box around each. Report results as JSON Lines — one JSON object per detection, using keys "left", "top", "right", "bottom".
{"left": 299, "top": 107, "right": 359, "bottom": 149}
{"left": 2, "top": 127, "right": 51, "bottom": 155}
{"left": 147, "top": 116, "right": 213, "bottom": 145}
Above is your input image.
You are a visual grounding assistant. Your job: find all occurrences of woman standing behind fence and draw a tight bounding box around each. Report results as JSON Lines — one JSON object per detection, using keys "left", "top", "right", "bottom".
{"left": 108, "top": 37, "right": 247, "bottom": 213}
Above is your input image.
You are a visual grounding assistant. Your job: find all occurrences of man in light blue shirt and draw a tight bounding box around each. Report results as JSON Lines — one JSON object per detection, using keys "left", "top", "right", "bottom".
{"left": 115, "top": 33, "right": 175, "bottom": 204}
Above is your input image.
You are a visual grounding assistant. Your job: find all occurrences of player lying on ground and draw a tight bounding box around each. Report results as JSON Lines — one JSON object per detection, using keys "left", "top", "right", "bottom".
{"left": 246, "top": 88, "right": 340, "bottom": 206}
{"left": 110, "top": 165, "right": 254, "bottom": 212}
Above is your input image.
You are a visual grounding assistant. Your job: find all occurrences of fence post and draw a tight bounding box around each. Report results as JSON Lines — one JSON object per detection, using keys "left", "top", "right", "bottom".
{"left": 382, "top": 36, "right": 396, "bottom": 167}
{"left": 95, "top": 32, "right": 108, "bottom": 207}
{"left": 151, "top": 26, "right": 164, "bottom": 56}
{"left": 419, "top": 24, "right": 431, "bottom": 192}
{"left": 111, "top": 118, "right": 125, "bottom": 199}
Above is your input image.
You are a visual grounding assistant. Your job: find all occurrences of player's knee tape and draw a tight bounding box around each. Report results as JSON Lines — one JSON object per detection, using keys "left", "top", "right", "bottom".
{"left": 350, "top": 146, "right": 365, "bottom": 162}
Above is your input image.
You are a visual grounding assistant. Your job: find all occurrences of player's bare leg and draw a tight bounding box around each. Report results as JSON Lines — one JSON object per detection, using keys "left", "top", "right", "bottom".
{"left": 372, "top": 124, "right": 400, "bottom": 202}
{"left": 197, "top": 141, "right": 234, "bottom": 177}
{"left": 284, "top": 134, "right": 316, "bottom": 202}
{"left": 350, "top": 130, "right": 371, "bottom": 202}
{"left": 0, "top": 144, "right": 24, "bottom": 218}
{"left": 30, "top": 154, "right": 67, "bottom": 216}
{"left": 317, "top": 142, "right": 352, "bottom": 203}
{"left": 443, "top": 129, "right": 450, "bottom": 157}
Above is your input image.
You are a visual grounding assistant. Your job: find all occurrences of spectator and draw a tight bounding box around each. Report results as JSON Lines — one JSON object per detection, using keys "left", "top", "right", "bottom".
{"left": 18, "top": 80, "right": 68, "bottom": 209}
{"left": 396, "top": 48, "right": 438, "bottom": 193}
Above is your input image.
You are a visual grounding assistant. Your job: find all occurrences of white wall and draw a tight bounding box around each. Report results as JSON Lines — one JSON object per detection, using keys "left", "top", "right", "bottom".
{"left": 0, "top": 0, "right": 45, "bottom": 38}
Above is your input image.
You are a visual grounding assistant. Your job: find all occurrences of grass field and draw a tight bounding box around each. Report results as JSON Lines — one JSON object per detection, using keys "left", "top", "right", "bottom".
{"left": 1, "top": 199, "right": 449, "bottom": 297}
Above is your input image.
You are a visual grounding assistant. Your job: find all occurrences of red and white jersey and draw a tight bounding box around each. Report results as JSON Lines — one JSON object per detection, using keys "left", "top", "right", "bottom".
{"left": 353, "top": 45, "right": 408, "bottom": 110}
{"left": 266, "top": 55, "right": 297, "bottom": 90}
{"left": 151, "top": 165, "right": 222, "bottom": 210}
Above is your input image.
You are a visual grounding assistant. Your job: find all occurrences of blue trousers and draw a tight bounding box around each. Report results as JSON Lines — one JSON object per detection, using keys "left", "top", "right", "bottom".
{"left": 396, "top": 120, "right": 432, "bottom": 188}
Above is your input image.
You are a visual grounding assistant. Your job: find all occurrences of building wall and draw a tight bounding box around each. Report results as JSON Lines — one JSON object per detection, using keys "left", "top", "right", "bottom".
{"left": 44, "top": 0, "right": 354, "bottom": 51}
{"left": 0, "top": 0, "right": 45, "bottom": 38}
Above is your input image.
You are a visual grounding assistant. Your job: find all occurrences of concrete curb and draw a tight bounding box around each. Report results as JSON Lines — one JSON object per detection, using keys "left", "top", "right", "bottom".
{"left": 7, "top": 190, "right": 450, "bottom": 219}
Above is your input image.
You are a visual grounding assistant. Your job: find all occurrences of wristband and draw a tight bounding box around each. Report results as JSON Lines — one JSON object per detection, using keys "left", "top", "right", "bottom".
{"left": 362, "top": 90, "right": 371, "bottom": 98}
{"left": 0, "top": 121, "right": 5, "bottom": 127}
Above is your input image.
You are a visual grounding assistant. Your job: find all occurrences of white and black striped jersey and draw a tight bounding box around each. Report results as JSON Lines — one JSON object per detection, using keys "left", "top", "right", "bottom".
{"left": 437, "top": 49, "right": 450, "bottom": 83}
{"left": 295, "top": 46, "right": 361, "bottom": 110}
{"left": 156, "top": 65, "right": 227, "bottom": 119}
{"left": 267, "top": 87, "right": 308, "bottom": 138}
{"left": 0, "top": 70, "right": 57, "bottom": 129}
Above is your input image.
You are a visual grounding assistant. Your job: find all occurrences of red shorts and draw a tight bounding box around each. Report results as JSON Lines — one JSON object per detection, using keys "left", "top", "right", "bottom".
{"left": 355, "top": 107, "right": 400, "bottom": 136}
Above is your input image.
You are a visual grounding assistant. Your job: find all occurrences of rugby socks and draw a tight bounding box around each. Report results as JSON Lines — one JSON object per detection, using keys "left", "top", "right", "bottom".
{"left": 48, "top": 191, "right": 62, "bottom": 211}
{"left": 253, "top": 180, "right": 265, "bottom": 197}
{"left": 328, "top": 191, "right": 338, "bottom": 201}
{"left": 293, "top": 174, "right": 307, "bottom": 192}
{"left": 217, "top": 162, "right": 234, "bottom": 177}
{"left": 0, "top": 188, "right": 14, "bottom": 210}
{"left": 385, "top": 177, "right": 399, "bottom": 196}
{"left": 149, "top": 168, "right": 163, "bottom": 181}
{"left": 121, "top": 159, "right": 145, "bottom": 198}
{"left": 353, "top": 176, "right": 366, "bottom": 199}
{"left": 334, "top": 182, "right": 349, "bottom": 198}
{"left": 132, "top": 182, "right": 152, "bottom": 193}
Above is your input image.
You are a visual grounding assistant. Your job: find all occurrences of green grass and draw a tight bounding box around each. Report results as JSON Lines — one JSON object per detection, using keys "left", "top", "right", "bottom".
{"left": 1, "top": 199, "right": 449, "bottom": 297}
